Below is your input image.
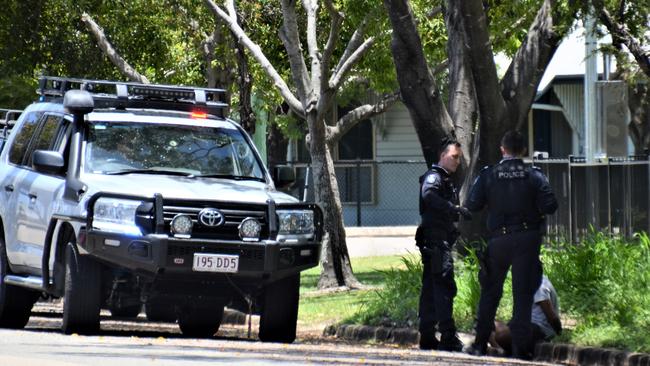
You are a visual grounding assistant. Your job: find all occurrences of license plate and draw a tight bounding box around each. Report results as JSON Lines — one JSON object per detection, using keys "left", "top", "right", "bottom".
{"left": 192, "top": 253, "right": 239, "bottom": 273}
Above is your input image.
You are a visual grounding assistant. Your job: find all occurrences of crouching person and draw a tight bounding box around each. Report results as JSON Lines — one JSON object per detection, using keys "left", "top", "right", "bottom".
{"left": 490, "top": 275, "right": 562, "bottom": 356}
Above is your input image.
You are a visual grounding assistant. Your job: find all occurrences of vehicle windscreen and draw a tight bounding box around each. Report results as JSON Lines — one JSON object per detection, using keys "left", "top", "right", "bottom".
{"left": 84, "top": 121, "right": 264, "bottom": 180}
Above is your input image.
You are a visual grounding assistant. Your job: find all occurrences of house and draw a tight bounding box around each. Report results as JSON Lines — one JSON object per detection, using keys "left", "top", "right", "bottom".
{"left": 530, "top": 74, "right": 631, "bottom": 159}
{"left": 276, "top": 102, "right": 426, "bottom": 227}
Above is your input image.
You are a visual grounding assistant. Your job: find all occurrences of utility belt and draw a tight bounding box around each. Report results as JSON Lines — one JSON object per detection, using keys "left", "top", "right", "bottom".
{"left": 415, "top": 226, "right": 458, "bottom": 247}
{"left": 490, "top": 222, "right": 540, "bottom": 238}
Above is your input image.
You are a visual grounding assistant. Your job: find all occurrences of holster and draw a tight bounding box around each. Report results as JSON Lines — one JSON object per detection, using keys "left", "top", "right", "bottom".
{"left": 421, "top": 246, "right": 443, "bottom": 274}
{"left": 416, "top": 226, "right": 452, "bottom": 245}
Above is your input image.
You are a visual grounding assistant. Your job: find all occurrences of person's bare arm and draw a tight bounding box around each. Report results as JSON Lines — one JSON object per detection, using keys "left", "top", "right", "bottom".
{"left": 538, "top": 299, "right": 562, "bottom": 334}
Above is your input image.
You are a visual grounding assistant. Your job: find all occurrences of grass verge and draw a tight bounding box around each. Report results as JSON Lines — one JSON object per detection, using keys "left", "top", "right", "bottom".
{"left": 298, "top": 255, "right": 406, "bottom": 326}
{"left": 343, "top": 231, "right": 650, "bottom": 353}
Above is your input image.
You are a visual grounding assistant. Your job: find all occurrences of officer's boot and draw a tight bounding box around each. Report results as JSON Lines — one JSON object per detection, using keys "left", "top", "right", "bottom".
{"left": 418, "top": 333, "right": 439, "bottom": 350}
{"left": 438, "top": 332, "right": 464, "bottom": 352}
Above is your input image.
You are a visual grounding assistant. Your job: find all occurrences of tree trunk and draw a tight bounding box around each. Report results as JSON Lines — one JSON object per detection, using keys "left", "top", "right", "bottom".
{"left": 444, "top": 0, "right": 483, "bottom": 243}
{"left": 628, "top": 84, "right": 650, "bottom": 154}
{"left": 383, "top": 0, "right": 456, "bottom": 167}
{"left": 307, "top": 112, "right": 361, "bottom": 289}
{"left": 444, "top": 0, "right": 479, "bottom": 189}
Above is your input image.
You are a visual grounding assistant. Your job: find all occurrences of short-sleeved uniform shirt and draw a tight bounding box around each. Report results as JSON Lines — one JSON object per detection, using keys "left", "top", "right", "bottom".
{"left": 531, "top": 276, "right": 559, "bottom": 338}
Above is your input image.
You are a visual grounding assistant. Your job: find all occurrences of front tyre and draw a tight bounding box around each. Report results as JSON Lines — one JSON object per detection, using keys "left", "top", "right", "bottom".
{"left": 0, "top": 237, "right": 39, "bottom": 329}
{"left": 259, "top": 274, "right": 300, "bottom": 343}
{"left": 61, "top": 243, "right": 102, "bottom": 334}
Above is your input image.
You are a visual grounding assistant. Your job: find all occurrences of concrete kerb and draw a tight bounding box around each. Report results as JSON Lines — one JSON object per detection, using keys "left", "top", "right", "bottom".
{"left": 323, "top": 323, "right": 650, "bottom": 366}
{"left": 323, "top": 324, "right": 418, "bottom": 345}
{"left": 535, "top": 343, "right": 650, "bottom": 366}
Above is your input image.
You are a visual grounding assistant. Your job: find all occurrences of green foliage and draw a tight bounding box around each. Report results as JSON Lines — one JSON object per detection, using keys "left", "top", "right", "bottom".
{"left": 543, "top": 231, "right": 650, "bottom": 352}
{"left": 349, "top": 232, "right": 650, "bottom": 352}
{"left": 346, "top": 253, "right": 422, "bottom": 328}
{"left": 0, "top": 75, "right": 37, "bottom": 109}
{"left": 347, "top": 246, "right": 513, "bottom": 332}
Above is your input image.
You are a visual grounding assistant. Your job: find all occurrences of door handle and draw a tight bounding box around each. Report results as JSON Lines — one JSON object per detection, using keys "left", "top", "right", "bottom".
{"left": 28, "top": 193, "right": 38, "bottom": 201}
{"left": 4, "top": 184, "right": 13, "bottom": 192}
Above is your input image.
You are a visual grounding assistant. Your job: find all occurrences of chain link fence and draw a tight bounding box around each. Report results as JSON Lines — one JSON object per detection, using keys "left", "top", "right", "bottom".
{"left": 271, "top": 157, "right": 650, "bottom": 240}
{"left": 271, "top": 160, "right": 427, "bottom": 226}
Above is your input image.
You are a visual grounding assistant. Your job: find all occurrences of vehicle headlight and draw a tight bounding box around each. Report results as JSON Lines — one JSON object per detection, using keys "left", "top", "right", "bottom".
{"left": 239, "top": 217, "right": 261, "bottom": 241}
{"left": 93, "top": 197, "right": 144, "bottom": 235}
{"left": 277, "top": 210, "right": 314, "bottom": 236}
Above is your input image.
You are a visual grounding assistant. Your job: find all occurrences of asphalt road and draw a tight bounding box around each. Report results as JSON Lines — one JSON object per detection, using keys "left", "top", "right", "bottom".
{"left": 0, "top": 304, "right": 555, "bottom": 366}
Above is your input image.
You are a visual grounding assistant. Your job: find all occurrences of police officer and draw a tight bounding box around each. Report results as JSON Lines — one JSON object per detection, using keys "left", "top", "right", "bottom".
{"left": 463, "top": 131, "right": 558, "bottom": 359}
{"left": 416, "top": 138, "right": 471, "bottom": 351}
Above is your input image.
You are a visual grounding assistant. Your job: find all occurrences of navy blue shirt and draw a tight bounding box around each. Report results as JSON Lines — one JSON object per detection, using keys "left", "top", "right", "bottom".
{"left": 417, "top": 165, "right": 459, "bottom": 241}
{"left": 465, "top": 158, "right": 558, "bottom": 232}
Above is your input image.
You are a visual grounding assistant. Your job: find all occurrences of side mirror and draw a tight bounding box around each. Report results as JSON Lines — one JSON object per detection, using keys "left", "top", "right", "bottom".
{"left": 275, "top": 166, "right": 296, "bottom": 187}
{"left": 64, "top": 89, "right": 94, "bottom": 116}
{"left": 33, "top": 150, "right": 65, "bottom": 175}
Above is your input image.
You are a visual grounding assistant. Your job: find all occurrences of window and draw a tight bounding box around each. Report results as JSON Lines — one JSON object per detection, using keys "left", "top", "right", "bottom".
{"left": 32, "top": 115, "right": 63, "bottom": 151}
{"left": 27, "top": 114, "right": 67, "bottom": 169}
{"left": 335, "top": 118, "right": 375, "bottom": 204}
{"left": 9, "top": 112, "right": 43, "bottom": 166}
{"left": 85, "top": 122, "right": 264, "bottom": 179}
{"left": 337, "top": 119, "right": 374, "bottom": 160}
{"left": 335, "top": 163, "right": 375, "bottom": 204}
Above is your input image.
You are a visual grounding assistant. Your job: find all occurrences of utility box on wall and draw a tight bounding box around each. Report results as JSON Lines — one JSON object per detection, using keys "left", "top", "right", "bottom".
{"left": 596, "top": 80, "right": 629, "bottom": 157}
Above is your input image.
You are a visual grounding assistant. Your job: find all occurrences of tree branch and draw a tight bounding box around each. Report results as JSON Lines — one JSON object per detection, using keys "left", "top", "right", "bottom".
{"left": 329, "top": 36, "right": 376, "bottom": 90}
{"left": 81, "top": 13, "right": 150, "bottom": 84}
{"left": 333, "top": 17, "right": 369, "bottom": 74}
{"left": 444, "top": 0, "right": 477, "bottom": 162}
{"left": 302, "top": 0, "right": 321, "bottom": 97}
{"left": 383, "top": 0, "right": 455, "bottom": 166}
{"left": 432, "top": 59, "right": 449, "bottom": 77}
{"left": 501, "top": 0, "right": 563, "bottom": 128}
{"left": 203, "top": 0, "right": 304, "bottom": 116}
{"left": 326, "top": 91, "right": 400, "bottom": 144}
{"left": 600, "top": 7, "right": 650, "bottom": 78}
{"left": 427, "top": 6, "right": 443, "bottom": 19}
{"left": 279, "top": 0, "right": 313, "bottom": 110}
{"left": 321, "top": 0, "right": 344, "bottom": 87}
{"left": 459, "top": 0, "right": 505, "bottom": 121}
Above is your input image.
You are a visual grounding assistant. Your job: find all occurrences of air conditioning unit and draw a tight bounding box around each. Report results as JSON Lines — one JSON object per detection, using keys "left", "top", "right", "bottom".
{"left": 596, "top": 81, "right": 629, "bottom": 157}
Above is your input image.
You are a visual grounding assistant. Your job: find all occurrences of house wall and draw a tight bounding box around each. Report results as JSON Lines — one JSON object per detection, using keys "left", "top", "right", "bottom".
{"left": 342, "top": 102, "right": 424, "bottom": 227}
{"left": 374, "top": 103, "right": 423, "bottom": 160}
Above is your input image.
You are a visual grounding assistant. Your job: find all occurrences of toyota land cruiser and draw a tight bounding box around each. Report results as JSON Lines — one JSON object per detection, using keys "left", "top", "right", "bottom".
{"left": 0, "top": 77, "right": 322, "bottom": 343}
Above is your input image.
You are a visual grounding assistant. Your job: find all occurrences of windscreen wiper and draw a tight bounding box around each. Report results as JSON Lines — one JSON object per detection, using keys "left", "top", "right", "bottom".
{"left": 189, "top": 173, "right": 265, "bottom": 182}
{"left": 104, "top": 168, "right": 193, "bottom": 176}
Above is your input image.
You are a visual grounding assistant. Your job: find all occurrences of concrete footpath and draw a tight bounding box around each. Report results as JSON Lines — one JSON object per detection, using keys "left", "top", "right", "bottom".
{"left": 345, "top": 226, "right": 416, "bottom": 258}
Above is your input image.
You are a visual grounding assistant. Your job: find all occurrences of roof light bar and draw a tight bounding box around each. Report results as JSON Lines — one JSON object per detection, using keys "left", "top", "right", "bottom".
{"left": 36, "top": 76, "right": 228, "bottom": 118}
{"left": 190, "top": 111, "right": 208, "bottom": 119}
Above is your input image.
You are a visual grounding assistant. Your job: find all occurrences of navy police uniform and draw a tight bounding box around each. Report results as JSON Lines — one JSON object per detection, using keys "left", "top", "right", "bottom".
{"left": 416, "top": 164, "right": 463, "bottom": 350}
{"left": 465, "top": 158, "right": 558, "bottom": 358}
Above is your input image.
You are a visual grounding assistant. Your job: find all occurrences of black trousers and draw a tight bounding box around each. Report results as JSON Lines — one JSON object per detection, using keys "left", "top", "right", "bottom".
{"left": 418, "top": 240, "right": 457, "bottom": 338}
{"left": 474, "top": 230, "right": 543, "bottom": 357}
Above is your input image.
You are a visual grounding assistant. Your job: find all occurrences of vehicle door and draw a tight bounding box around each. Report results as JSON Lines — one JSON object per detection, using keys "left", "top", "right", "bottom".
{"left": 14, "top": 113, "right": 70, "bottom": 272}
{"left": 1, "top": 111, "right": 44, "bottom": 267}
